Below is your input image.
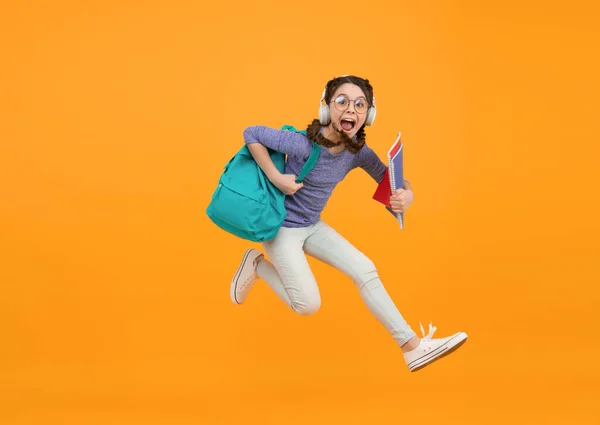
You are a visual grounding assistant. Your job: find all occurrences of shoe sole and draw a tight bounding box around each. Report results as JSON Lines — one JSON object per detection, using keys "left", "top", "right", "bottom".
{"left": 408, "top": 332, "right": 468, "bottom": 372}
{"left": 230, "top": 248, "right": 255, "bottom": 304}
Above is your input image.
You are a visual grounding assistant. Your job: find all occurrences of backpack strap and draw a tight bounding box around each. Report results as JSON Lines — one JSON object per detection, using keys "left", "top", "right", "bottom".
{"left": 281, "top": 125, "right": 322, "bottom": 183}
{"left": 296, "top": 142, "right": 321, "bottom": 182}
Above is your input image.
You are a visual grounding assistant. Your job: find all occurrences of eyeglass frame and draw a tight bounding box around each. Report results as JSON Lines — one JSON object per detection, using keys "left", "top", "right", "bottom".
{"left": 320, "top": 86, "right": 376, "bottom": 113}
{"left": 329, "top": 94, "right": 371, "bottom": 114}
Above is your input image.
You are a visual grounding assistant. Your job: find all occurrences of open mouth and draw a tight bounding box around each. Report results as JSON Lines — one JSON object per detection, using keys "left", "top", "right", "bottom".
{"left": 340, "top": 118, "right": 356, "bottom": 132}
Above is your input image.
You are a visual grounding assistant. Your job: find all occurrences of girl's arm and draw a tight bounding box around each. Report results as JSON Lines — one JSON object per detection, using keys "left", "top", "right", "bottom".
{"left": 247, "top": 142, "right": 282, "bottom": 183}
{"left": 357, "top": 144, "right": 387, "bottom": 183}
{"left": 244, "top": 126, "right": 309, "bottom": 195}
{"left": 244, "top": 126, "right": 312, "bottom": 157}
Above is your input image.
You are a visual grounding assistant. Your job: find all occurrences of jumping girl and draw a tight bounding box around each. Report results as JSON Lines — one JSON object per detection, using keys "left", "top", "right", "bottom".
{"left": 229, "top": 75, "right": 467, "bottom": 372}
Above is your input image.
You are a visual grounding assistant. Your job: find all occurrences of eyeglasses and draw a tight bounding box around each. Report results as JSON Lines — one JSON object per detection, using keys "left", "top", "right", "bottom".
{"left": 330, "top": 95, "right": 369, "bottom": 114}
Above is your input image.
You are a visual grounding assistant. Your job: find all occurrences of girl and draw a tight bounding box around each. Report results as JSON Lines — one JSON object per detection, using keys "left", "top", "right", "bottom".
{"left": 229, "top": 75, "right": 467, "bottom": 372}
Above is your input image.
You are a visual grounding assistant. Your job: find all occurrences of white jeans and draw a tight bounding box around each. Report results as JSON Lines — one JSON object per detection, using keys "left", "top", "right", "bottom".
{"left": 256, "top": 220, "right": 417, "bottom": 346}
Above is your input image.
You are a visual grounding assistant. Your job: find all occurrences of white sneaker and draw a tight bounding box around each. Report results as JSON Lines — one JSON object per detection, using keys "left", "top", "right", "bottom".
{"left": 403, "top": 322, "right": 468, "bottom": 372}
{"left": 230, "top": 248, "right": 264, "bottom": 304}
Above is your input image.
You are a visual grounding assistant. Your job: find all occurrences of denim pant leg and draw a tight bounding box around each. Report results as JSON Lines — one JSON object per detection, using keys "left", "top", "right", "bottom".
{"left": 257, "top": 225, "right": 321, "bottom": 315}
{"left": 303, "top": 221, "right": 416, "bottom": 346}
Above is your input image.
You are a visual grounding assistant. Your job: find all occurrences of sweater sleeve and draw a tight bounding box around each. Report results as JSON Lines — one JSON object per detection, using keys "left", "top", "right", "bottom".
{"left": 243, "top": 126, "right": 312, "bottom": 159}
{"left": 357, "top": 144, "right": 387, "bottom": 183}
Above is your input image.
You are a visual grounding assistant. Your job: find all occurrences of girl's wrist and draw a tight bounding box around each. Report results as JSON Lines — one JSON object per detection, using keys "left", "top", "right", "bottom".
{"left": 266, "top": 170, "right": 282, "bottom": 184}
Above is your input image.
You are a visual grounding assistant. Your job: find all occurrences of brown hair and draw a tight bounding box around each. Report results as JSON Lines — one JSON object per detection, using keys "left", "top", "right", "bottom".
{"left": 306, "top": 75, "right": 374, "bottom": 154}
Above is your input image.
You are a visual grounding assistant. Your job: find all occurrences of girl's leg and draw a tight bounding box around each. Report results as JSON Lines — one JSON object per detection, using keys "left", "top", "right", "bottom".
{"left": 255, "top": 226, "right": 322, "bottom": 315}
{"left": 303, "top": 221, "right": 417, "bottom": 347}
{"left": 232, "top": 221, "right": 468, "bottom": 372}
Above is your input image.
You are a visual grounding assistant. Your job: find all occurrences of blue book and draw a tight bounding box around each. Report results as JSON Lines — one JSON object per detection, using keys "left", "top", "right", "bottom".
{"left": 372, "top": 132, "right": 405, "bottom": 230}
{"left": 387, "top": 132, "right": 404, "bottom": 230}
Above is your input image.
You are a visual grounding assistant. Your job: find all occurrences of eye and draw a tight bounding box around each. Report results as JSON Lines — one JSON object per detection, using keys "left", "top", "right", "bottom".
{"left": 335, "top": 96, "right": 348, "bottom": 105}
{"left": 355, "top": 99, "right": 366, "bottom": 110}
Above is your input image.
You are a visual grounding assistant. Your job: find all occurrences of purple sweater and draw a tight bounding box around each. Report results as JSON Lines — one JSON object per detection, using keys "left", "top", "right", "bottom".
{"left": 243, "top": 126, "right": 387, "bottom": 228}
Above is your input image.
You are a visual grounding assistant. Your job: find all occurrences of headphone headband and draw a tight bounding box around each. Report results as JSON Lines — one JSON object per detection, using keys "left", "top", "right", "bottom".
{"left": 320, "top": 75, "right": 376, "bottom": 106}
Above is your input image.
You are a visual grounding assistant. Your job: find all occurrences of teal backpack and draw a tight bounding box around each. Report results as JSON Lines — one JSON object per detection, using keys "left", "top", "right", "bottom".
{"left": 206, "top": 125, "right": 321, "bottom": 242}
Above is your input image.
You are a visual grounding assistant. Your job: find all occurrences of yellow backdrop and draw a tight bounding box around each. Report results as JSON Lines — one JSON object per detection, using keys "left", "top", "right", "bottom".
{"left": 1, "top": 1, "right": 599, "bottom": 424}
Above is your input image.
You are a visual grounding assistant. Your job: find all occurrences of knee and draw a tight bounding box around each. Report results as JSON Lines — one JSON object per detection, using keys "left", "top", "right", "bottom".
{"left": 291, "top": 296, "right": 321, "bottom": 316}
{"left": 353, "top": 257, "right": 381, "bottom": 289}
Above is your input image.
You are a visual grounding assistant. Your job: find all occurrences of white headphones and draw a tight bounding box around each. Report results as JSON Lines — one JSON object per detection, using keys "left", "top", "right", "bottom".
{"left": 318, "top": 75, "right": 377, "bottom": 126}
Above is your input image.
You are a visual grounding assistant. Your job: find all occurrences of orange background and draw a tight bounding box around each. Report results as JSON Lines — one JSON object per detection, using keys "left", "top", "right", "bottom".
{"left": 1, "top": 1, "right": 599, "bottom": 424}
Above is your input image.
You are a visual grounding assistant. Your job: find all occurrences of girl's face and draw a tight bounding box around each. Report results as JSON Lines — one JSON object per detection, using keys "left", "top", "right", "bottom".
{"left": 327, "top": 83, "right": 370, "bottom": 139}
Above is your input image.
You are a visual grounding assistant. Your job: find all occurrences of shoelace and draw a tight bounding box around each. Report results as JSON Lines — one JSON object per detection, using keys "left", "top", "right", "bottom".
{"left": 420, "top": 321, "right": 437, "bottom": 340}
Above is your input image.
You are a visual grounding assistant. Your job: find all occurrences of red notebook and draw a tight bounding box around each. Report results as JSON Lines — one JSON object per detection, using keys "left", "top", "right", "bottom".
{"left": 373, "top": 167, "right": 392, "bottom": 208}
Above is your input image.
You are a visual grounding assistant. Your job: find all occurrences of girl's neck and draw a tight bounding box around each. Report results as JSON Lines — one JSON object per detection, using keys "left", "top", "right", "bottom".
{"left": 322, "top": 125, "right": 342, "bottom": 144}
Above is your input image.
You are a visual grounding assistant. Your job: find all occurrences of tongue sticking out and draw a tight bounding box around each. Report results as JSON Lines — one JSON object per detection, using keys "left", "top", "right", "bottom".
{"left": 341, "top": 120, "right": 354, "bottom": 131}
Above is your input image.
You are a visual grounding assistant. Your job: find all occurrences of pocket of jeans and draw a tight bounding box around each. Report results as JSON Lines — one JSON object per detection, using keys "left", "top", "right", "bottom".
{"left": 307, "top": 224, "right": 338, "bottom": 252}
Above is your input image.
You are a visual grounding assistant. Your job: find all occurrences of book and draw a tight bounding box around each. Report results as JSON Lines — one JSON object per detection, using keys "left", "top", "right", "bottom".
{"left": 372, "top": 132, "right": 405, "bottom": 230}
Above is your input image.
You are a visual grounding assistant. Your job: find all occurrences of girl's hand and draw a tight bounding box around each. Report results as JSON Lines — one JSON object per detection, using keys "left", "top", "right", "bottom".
{"left": 272, "top": 173, "right": 304, "bottom": 195}
{"left": 390, "top": 181, "right": 414, "bottom": 213}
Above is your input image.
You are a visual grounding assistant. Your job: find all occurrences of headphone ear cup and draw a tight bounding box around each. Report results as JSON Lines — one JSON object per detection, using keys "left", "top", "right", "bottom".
{"left": 365, "top": 107, "right": 376, "bottom": 126}
{"left": 319, "top": 104, "right": 330, "bottom": 125}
